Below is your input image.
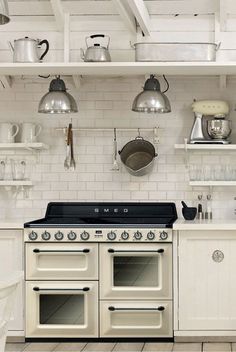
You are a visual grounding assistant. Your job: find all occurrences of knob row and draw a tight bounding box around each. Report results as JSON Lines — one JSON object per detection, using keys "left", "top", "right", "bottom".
{"left": 28, "top": 231, "right": 89, "bottom": 241}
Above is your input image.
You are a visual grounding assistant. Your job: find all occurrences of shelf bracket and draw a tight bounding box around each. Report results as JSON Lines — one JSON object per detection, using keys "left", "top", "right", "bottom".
{"left": 0, "top": 75, "right": 12, "bottom": 90}
{"left": 50, "top": 0, "right": 64, "bottom": 31}
{"left": 112, "top": 0, "right": 137, "bottom": 34}
{"left": 219, "top": 75, "right": 227, "bottom": 90}
{"left": 127, "top": 0, "right": 151, "bottom": 36}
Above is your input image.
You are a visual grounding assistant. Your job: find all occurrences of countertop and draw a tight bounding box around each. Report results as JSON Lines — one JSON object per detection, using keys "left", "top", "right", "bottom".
{"left": 0, "top": 221, "right": 24, "bottom": 229}
{"left": 174, "top": 219, "right": 236, "bottom": 230}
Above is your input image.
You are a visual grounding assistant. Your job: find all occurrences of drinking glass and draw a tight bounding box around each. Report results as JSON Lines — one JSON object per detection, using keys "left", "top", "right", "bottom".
{"left": 10, "top": 160, "right": 26, "bottom": 180}
{"left": 0, "top": 160, "right": 5, "bottom": 180}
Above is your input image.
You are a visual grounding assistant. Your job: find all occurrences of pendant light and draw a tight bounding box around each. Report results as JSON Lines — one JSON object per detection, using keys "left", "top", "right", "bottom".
{"left": 132, "top": 74, "right": 171, "bottom": 113}
{"left": 0, "top": 0, "right": 10, "bottom": 24}
{"left": 38, "top": 76, "right": 78, "bottom": 114}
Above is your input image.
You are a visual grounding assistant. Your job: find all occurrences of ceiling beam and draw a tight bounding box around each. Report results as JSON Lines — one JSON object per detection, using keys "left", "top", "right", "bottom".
{"left": 112, "top": 0, "right": 136, "bottom": 34}
{"left": 127, "top": 0, "right": 151, "bottom": 36}
{"left": 50, "top": 0, "right": 64, "bottom": 30}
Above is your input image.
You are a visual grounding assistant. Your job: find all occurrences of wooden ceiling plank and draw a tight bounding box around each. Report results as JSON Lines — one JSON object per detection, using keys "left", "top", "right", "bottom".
{"left": 127, "top": 0, "right": 150, "bottom": 36}
{"left": 112, "top": 0, "right": 136, "bottom": 33}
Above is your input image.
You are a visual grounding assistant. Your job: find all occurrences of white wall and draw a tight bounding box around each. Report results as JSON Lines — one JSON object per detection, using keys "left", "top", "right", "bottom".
{"left": 0, "top": 75, "right": 236, "bottom": 221}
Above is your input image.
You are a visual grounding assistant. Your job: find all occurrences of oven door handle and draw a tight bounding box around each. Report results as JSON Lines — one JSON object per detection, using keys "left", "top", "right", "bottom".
{"left": 108, "top": 306, "right": 165, "bottom": 312}
{"left": 107, "top": 249, "right": 164, "bottom": 254}
{"left": 33, "top": 287, "right": 90, "bottom": 292}
{"left": 33, "top": 249, "right": 90, "bottom": 253}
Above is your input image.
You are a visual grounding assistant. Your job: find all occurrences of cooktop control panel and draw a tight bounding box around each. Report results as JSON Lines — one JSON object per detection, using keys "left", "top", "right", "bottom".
{"left": 24, "top": 228, "right": 172, "bottom": 242}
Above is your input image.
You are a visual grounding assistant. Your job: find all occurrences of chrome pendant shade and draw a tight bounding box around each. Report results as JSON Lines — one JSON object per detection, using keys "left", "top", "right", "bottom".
{"left": 132, "top": 75, "right": 171, "bottom": 113}
{"left": 0, "top": 0, "right": 10, "bottom": 24}
{"left": 38, "top": 76, "right": 78, "bottom": 114}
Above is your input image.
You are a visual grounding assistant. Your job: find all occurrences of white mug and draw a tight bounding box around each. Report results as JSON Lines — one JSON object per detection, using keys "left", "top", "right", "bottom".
{"left": 20, "top": 123, "right": 42, "bottom": 143}
{"left": 0, "top": 123, "right": 19, "bottom": 143}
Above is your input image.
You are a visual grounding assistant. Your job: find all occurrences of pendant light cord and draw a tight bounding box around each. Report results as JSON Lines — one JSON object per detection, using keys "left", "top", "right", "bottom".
{"left": 162, "top": 75, "right": 170, "bottom": 93}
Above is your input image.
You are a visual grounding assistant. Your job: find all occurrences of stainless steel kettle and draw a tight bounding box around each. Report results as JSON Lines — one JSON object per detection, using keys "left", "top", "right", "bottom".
{"left": 9, "top": 37, "right": 49, "bottom": 63}
{"left": 80, "top": 34, "right": 111, "bottom": 62}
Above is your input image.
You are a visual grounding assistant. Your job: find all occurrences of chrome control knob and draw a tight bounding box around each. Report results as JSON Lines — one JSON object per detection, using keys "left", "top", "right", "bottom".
{"left": 121, "top": 231, "right": 129, "bottom": 241}
{"left": 41, "top": 231, "right": 51, "bottom": 241}
{"left": 28, "top": 231, "right": 38, "bottom": 241}
{"left": 134, "top": 231, "right": 142, "bottom": 240}
{"left": 54, "top": 231, "right": 64, "bottom": 241}
{"left": 68, "top": 231, "right": 77, "bottom": 241}
{"left": 107, "top": 231, "right": 116, "bottom": 241}
{"left": 80, "top": 231, "right": 90, "bottom": 241}
{"left": 160, "top": 231, "right": 168, "bottom": 240}
{"left": 147, "top": 231, "right": 155, "bottom": 241}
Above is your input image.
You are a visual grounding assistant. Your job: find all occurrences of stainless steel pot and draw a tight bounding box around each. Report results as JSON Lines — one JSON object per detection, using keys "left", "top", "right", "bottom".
{"left": 207, "top": 118, "right": 232, "bottom": 140}
{"left": 80, "top": 34, "right": 111, "bottom": 62}
{"left": 9, "top": 37, "right": 49, "bottom": 63}
{"left": 118, "top": 136, "right": 157, "bottom": 176}
{"left": 132, "top": 42, "right": 219, "bottom": 62}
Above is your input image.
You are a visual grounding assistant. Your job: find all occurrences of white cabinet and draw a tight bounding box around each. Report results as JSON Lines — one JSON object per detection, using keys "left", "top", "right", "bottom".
{"left": 178, "top": 230, "right": 236, "bottom": 331}
{"left": 0, "top": 230, "right": 24, "bottom": 332}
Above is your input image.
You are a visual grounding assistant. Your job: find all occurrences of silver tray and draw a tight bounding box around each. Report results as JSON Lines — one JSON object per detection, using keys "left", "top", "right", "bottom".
{"left": 133, "top": 42, "right": 219, "bottom": 62}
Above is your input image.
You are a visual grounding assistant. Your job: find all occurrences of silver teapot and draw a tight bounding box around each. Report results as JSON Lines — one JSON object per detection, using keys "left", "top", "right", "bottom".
{"left": 9, "top": 37, "right": 49, "bottom": 63}
{"left": 80, "top": 34, "right": 111, "bottom": 62}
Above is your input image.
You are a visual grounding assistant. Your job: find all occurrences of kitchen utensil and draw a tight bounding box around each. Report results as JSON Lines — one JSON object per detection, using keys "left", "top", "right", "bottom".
{"left": 205, "top": 194, "right": 213, "bottom": 220}
{"left": 132, "top": 42, "right": 219, "bottom": 62}
{"left": 181, "top": 201, "right": 197, "bottom": 221}
{"left": 64, "top": 125, "right": 71, "bottom": 170}
{"left": 189, "top": 100, "right": 230, "bottom": 144}
{"left": 69, "top": 123, "right": 76, "bottom": 170}
{"left": 197, "top": 203, "right": 203, "bottom": 220}
{"left": 0, "top": 123, "right": 19, "bottom": 143}
{"left": 9, "top": 37, "right": 49, "bottom": 63}
{"left": 10, "top": 159, "right": 26, "bottom": 180}
{"left": 19, "top": 123, "right": 42, "bottom": 143}
{"left": 80, "top": 34, "right": 111, "bottom": 62}
{"left": 0, "top": 160, "right": 5, "bottom": 180}
{"left": 111, "top": 128, "right": 119, "bottom": 171}
{"left": 207, "top": 118, "right": 232, "bottom": 140}
{"left": 118, "top": 132, "right": 157, "bottom": 177}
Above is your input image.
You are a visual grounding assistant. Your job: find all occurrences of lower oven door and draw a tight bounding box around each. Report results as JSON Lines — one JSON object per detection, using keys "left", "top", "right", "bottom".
{"left": 26, "top": 242, "right": 98, "bottom": 280}
{"left": 100, "top": 301, "right": 172, "bottom": 337}
{"left": 26, "top": 281, "right": 98, "bottom": 338}
{"left": 100, "top": 243, "right": 172, "bottom": 299}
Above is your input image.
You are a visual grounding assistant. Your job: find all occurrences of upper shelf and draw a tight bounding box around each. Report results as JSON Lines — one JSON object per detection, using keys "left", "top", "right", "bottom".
{"left": 0, "top": 143, "right": 49, "bottom": 150}
{"left": 2, "top": 62, "right": 236, "bottom": 76}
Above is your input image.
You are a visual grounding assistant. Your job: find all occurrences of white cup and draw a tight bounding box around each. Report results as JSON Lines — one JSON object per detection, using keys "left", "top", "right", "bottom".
{"left": 0, "top": 123, "right": 19, "bottom": 143}
{"left": 20, "top": 123, "right": 42, "bottom": 143}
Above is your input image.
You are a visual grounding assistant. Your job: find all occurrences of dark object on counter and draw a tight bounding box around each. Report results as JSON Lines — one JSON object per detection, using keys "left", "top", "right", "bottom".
{"left": 181, "top": 201, "right": 197, "bottom": 221}
{"left": 197, "top": 203, "right": 203, "bottom": 220}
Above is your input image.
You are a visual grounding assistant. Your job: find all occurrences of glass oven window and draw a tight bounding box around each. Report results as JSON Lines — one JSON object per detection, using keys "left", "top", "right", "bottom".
{"left": 39, "top": 294, "right": 84, "bottom": 325}
{"left": 113, "top": 256, "right": 159, "bottom": 287}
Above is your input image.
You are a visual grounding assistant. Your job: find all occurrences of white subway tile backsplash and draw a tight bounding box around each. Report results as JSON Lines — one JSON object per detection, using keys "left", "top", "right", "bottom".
{"left": 0, "top": 76, "right": 234, "bottom": 220}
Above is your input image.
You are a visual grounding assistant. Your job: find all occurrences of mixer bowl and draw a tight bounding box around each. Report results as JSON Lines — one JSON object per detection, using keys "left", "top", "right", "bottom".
{"left": 207, "top": 119, "right": 232, "bottom": 139}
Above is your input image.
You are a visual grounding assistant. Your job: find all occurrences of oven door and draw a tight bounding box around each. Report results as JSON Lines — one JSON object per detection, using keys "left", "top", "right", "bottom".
{"left": 100, "top": 243, "right": 172, "bottom": 300}
{"left": 26, "top": 281, "right": 98, "bottom": 338}
{"left": 100, "top": 301, "right": 172, "bottom": 337}
{"left": 26, "top": 243, "right": 98, "bottom": 280}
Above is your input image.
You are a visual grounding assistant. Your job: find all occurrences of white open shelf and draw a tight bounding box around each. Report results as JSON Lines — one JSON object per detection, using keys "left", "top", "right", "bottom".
{"left": 175, "top": 144, "right": 236, "bottom": 150}
{"left": 189, "top": 181, "right": 236, "bottom": 187}
{"left": 1, "top": 62, "right": 236, "bottom": 76}
{"left": 0, "top": 180, "right": 33, "bottom": 186}
{"left": 0, "top": 143, "right": 49, "bottom": 150}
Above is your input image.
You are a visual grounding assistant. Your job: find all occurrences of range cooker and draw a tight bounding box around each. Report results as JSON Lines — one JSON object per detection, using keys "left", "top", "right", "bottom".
{"left": 24, "top": 202, "right": 177, "bottom": 340}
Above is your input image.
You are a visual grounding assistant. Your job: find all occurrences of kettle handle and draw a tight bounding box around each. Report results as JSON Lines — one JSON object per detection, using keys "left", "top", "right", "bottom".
{"left": 38, "top": 39, "right": 49, "bottom": 61}
{"left": 86, "top": 34, "right": 110, "bottom": 48}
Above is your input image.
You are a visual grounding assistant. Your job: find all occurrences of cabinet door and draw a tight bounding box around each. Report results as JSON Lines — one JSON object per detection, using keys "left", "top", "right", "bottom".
{"left": 179, "top": 231, "right": 236, "bottom": 330}
{"left": 0, "top": 230, "right": 23, "bottom": 331}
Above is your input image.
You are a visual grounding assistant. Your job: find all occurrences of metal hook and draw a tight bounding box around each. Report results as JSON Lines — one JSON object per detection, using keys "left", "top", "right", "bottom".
{"left": 153, "top": 127, "right": 159, "bottom": 144}
{"left": 137, "top": 128, "right": 141, "bottom": 137}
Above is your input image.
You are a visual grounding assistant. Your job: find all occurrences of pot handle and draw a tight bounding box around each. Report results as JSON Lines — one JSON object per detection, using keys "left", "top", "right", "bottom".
{"left": 135, "top": 136, "right": 144, "bottom": 140}
{"left": 86, "top": 34, "right": 110, "bottom": 48}
{"left": 216, "top": 42, "right": 221, "bottom": 51}
{"left": 130, "top": 41, "right": 135, "bottom": 49}
{"left": 38, "top": 39, "right": 49, "bottom": 61}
